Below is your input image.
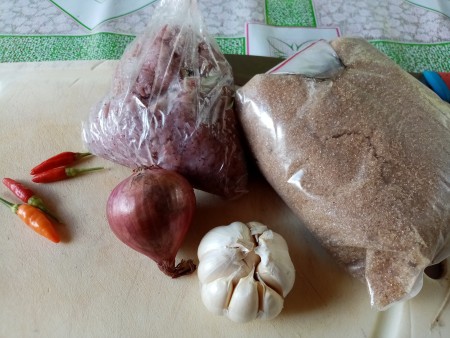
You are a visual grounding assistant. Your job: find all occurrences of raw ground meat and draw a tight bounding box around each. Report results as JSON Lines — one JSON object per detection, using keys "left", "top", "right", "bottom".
{"left": 83, "top": 21, "right": 248, "bottom": 198}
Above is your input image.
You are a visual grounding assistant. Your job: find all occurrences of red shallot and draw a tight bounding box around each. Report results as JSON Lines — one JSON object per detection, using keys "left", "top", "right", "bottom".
{"left": 106, "top": 167, "right": 196, "bottom": 278}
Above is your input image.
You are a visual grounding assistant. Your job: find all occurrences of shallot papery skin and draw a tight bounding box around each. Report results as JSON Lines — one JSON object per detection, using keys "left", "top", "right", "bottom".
{"left": 106, "top": 168, "right": 196, "bottom": 278}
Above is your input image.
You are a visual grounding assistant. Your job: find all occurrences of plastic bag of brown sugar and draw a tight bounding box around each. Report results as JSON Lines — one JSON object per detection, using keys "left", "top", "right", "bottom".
{"left": 82, "top": 0, "right": 248, "bottom": 198}
{"left": 235, "top": 38, "right": 450, "bottom": 310}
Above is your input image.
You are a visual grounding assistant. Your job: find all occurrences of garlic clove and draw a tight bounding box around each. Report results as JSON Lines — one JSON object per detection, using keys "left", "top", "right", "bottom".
{"left": 256, "top": 273, "right": 285, "bottom": 320}
{"left": 258, "top": 287, "right": 284, "bottom": 320}
{"left": 259, "top": 287, "right": 285, "bottom": 320}
{"left": 226, "top": 269, "right": 259, "bottom": 323}
{"left": 198, "top": 221, "right": 254, "bottom": 259}
{"left": 201, "top": 277, "right": 234, "bottom": 316}
{"left": 255, "top": 230, "right": 295, "bottom": 297}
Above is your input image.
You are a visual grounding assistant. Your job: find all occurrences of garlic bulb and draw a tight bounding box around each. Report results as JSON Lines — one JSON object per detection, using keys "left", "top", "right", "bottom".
{"left": 197, "top": 221, "right": 295, "bottom": 323}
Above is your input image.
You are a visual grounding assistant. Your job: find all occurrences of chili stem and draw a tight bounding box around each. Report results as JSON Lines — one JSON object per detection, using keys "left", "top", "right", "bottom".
{"left": 0, "top": 196, "right": 19, "bottom": 214}
{"left": 77, "top": 152, "right": 91, "bottom": 158}
{"left": 65, "top": 166, "right": 104, "bottom": 177}
{"left": 27, "top": 196, "right": 60, "bottom": 223}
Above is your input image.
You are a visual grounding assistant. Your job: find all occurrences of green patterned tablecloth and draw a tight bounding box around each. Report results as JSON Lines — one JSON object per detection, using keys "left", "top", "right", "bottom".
{"left": 0, "top": 0, "right": 449, "bottom": 72}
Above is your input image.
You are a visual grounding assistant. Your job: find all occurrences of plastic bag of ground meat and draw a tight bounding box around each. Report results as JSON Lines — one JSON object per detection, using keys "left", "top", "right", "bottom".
{"left": 82, "top": 0, "right": 247, "bottom": 198}
{"left": 236, "top": 38, "right": 450, "bottom": 310}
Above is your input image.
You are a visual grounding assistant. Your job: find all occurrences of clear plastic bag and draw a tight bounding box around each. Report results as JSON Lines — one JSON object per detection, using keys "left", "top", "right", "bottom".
{"left": 236, "top": 38, "right": 450, "bottom": 310}
{"left": 82, "top": 0, "right": 248, "bottom": 198}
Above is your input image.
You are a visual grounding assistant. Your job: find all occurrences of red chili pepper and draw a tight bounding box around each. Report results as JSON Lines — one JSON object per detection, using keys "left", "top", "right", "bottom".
{"left": 0, "top": 196, "right": 60, "bottom": 243}
{"left": 2, "top": 178, "right": 59, "bottom": 222}
{"left": 32, "top": 166, "right": 104, "bottom": 183}
{"left": 30, "top": 152, "right": 91, "bottom": 175}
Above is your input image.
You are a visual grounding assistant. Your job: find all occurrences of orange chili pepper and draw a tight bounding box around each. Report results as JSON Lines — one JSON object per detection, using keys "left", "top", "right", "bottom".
{"left": 0, "top": 196, "right": 60, "bottom": 243}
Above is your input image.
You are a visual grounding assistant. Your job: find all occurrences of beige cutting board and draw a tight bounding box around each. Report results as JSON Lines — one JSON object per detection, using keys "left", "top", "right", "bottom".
{"left": 0, "top": 61, "right": 449, "bottom": 338}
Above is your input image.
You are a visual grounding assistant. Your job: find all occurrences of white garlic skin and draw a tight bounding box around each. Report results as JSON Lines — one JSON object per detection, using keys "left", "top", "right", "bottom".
{"left": 197, "top": 221, "right": 295, "bottom": 323}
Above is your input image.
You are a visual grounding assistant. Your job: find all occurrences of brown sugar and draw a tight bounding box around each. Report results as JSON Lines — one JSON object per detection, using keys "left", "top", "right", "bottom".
{"left": 236, "top": 38, "right": 450, "bottom": 309}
